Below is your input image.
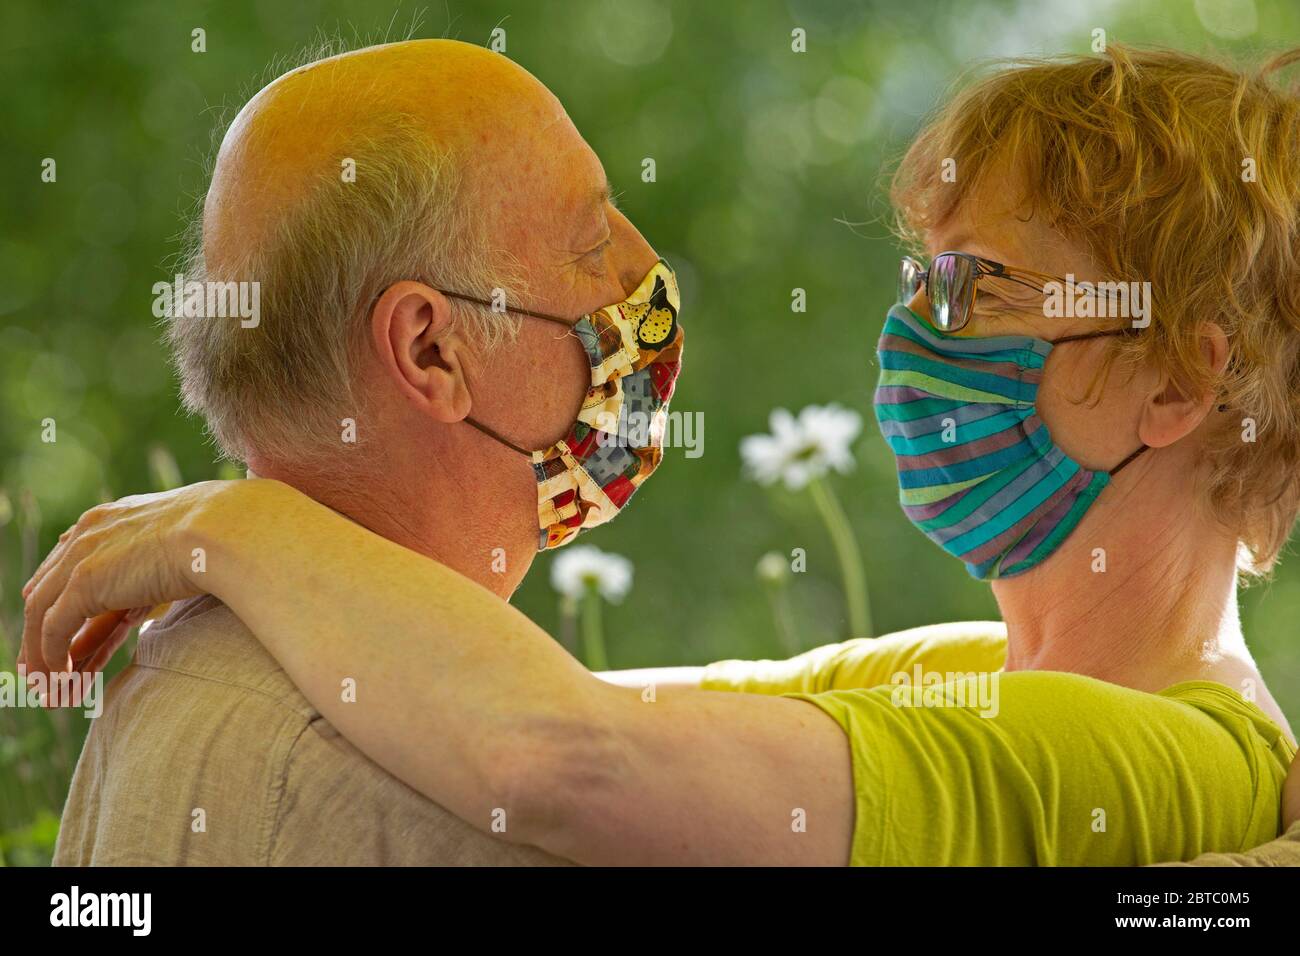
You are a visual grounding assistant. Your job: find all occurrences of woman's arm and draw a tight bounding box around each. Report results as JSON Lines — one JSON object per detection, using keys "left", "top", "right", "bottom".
{"left": 593, "top": 666, "right": 704, "bottom": 690}
{"left": 596, "top": 622, "right": 1008, "bottom": 695}
{"left": 23, "top": 480, "right": 852, "bottom": 865}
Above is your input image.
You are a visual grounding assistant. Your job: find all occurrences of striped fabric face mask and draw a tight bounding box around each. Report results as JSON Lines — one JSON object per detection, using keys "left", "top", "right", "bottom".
{"left": 874, "top": 304, "right": 1146, "bottom": 580}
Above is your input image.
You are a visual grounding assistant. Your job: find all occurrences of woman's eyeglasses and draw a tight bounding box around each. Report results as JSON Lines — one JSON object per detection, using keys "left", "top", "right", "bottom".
{"left": 899, "top": 251, "right": 1096, "bottom": 333}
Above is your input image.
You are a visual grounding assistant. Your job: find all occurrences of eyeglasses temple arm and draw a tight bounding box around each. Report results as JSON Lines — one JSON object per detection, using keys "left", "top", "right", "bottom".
{"left": 994, "top": 266, "right": 1130, "bottom": 302}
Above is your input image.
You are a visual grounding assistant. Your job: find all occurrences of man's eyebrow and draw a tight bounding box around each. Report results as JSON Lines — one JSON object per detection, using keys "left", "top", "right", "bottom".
{"left": 570, "top": 180, "right": 615, "bottom": 247}
{"left": 600, "top": 179, "right": 623, "bottom": 210}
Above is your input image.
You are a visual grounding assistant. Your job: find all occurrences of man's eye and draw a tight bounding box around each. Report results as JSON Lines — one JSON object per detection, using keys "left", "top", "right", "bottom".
{"left": 579, "top": 240, "right": 611, "bottom": 275}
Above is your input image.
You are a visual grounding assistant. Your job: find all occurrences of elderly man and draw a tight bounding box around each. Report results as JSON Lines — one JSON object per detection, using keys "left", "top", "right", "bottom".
{"left": 54, "top": 38, "right": 655, "bottom": 865}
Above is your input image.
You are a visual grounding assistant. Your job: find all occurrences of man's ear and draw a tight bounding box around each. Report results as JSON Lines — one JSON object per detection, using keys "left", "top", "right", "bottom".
{"left": 1137, "top": 321, "right": 1229, "bottom": 449}
{"left": 371, "top": 280, "right": 473, "bottom": 423}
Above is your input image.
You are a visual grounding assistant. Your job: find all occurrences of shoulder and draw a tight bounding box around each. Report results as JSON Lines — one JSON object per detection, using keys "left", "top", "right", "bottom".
{"left": 133, "top": 595, "right": 316, "bottom": 717}
{"left": 60, "top": 598, "right": 318, "bottom": 865}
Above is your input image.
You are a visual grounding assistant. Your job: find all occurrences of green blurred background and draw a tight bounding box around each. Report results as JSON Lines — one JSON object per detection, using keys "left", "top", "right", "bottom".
{"left": 3, "top": 0, "right": 1299, "bottom": 864}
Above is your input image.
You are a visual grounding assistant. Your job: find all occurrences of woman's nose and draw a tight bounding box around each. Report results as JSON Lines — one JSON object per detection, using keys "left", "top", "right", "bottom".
{"left": 906, "top": 289, "right": 932, "bottom": 322}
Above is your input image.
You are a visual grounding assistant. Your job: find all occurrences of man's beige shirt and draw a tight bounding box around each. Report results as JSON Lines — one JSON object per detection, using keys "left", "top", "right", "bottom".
{"left": 54, "top": 595, "right": 569, "bottom": 866}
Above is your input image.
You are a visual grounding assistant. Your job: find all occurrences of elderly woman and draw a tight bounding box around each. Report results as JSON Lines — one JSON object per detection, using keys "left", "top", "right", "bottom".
{"left": 21, "top": 45, "right": 1300, "bottom": 865}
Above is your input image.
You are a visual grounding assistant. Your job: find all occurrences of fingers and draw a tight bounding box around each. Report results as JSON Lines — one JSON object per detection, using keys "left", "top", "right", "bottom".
{"left": 123, "top": 606, "right": 151, "bottom": 627}
{"left": 22, "top": 526, "right": 72, "bottom": 600}
{"left": 1284, "top": 747, "right": 1300, "bottom": 831}
{"left": 21, "top": 585, "right": 51, "bottom": 677}
{"left": 80, "top": 626, "right": 132, "bottom": 675}
{"left": 23, "top": 609, "right": 139, "bottom": 710}
{"left": 22, "top": 532, "right": 98, "bottom": 677}
{"left": 40, "top": 565, "right": 104, "bottom": 674}
{"left": 20, "top": 506, "right": 109, "bottom": 674}
{"left": 21, "top": 489, "right": 198, "bottom": 679}
{"left": 68, "top": 609, "right": 130, "bottom": 665}
{"left": 73, "top": 616, "right": 135, "bottom": 678}
{"left": 23, "top": 506, "right": 103, "bottom": 599}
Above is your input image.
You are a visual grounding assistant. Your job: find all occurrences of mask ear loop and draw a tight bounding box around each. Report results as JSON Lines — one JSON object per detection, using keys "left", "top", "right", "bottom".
{"left": 439, "top": 291, "right": 577, "bottom": 328}
{"left": 1048, "top": 329, "right": 1130, "bottom": 345}
{"left": 1110, "top": 403, "right": 1231, "bottom": 476}
{"left": 464, "top": 417, "right": 533, "bottom": 457}
{"left": 1108, "top": 444, "right": 1149, "bottom": 476}
{"left": 442, "top": 293, "right": 582, "bottom": 457}
{"left": 1048, "top": 329, "right": 1232, "bottom": 474}
{"left": 1045, "top": 328, "right": 1153, "bottom": 477}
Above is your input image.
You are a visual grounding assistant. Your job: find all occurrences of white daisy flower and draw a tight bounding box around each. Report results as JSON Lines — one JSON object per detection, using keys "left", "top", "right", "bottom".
{"left": 755, "top": 551, "right": 791, "bottom": 584}
{"left": 550, "top": 545, "right": 634, "bottom": 603}
{"left": 740, "top": 403, "right": 863, "bottom": 491}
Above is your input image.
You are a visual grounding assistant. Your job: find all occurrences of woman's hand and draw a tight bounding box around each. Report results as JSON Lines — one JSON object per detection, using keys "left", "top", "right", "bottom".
{"left": 19, "top": 480, "right": 260, "bottom": 679}
{"left": 1285, "top": 748, "right": 1300, "bottom": 831}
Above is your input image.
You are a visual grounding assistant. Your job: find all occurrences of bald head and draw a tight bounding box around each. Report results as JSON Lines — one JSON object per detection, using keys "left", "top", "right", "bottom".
{"left": 205, "top": 40, "right": 567, "bottom": 271}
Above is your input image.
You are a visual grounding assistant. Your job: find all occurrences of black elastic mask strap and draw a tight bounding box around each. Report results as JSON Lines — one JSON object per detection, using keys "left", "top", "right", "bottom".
{"left": 451, "top": 295, "right": 580, "bottom": 457}
{"left": 464, "top": 416, "right": 532, "bottom": 457}
{"left": 1046, "top": 328, "right": 1148, "bottom": 477}
{"left": 440, "top": 291, "right": 576, "bottom": 329}
{"left": 1108, "top": 443, "right": 1149, "bottom": 476}
{"left": 1049, "top": 329, "right": 1130, "bottom": 346}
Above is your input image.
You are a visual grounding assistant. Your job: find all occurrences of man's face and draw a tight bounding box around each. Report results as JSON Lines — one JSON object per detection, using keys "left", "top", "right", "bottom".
{"left": 460, "top": 93, "right": 659, "bottom": 453}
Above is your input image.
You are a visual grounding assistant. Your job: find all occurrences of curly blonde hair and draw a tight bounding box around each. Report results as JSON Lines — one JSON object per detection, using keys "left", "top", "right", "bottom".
{"left": 891, "top": 44, "right": 1300, "bottom": 576}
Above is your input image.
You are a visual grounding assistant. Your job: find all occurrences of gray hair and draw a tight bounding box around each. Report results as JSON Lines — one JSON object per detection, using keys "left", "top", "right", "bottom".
{"left": 168, "top": 111, "right": 525, "bottom": 468}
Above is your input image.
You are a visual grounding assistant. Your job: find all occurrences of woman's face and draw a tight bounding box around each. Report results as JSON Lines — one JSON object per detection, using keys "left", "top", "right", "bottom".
{"left": 903, "top": 172, "right": 1154, "bottom": 477}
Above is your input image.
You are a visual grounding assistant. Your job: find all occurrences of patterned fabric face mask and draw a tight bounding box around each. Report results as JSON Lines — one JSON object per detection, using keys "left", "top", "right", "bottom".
{"left": 873, "top": 303, "right": 1145, "bottom": 580}
{"left": 461, "top": 259, "right": 683, "bottom": 550}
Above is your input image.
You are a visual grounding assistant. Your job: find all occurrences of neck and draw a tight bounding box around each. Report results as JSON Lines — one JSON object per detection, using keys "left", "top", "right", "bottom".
{"left": 247, "top": 462, "right": 538, "bottom": 600}
{"left": 992, "top": 476, "right": 1245, "bottom": 693}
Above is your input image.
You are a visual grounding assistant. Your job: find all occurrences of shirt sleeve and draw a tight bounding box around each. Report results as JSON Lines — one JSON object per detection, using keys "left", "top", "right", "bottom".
{"left": 786, "top": 670, "right": 1289, "bottom": 866}
{"left": 1152, "top": 821, "right": 1300, "bottom": 867}
{"left": 700, "top": 621, "right": 1007, "bottom": 695}
{"left": 268, "top": 716, "right": 573, "bottom": 866}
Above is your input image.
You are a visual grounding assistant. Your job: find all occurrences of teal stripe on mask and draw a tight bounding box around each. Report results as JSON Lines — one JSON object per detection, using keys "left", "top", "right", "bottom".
{"left": 879, "top": 349, "right": 1037, "bottom": 404}
{"left": 884, "top": 407, "right": 1033, "bottom": 454}
{"left": 942, "top": 453, "right": 1080, "bottom": 556}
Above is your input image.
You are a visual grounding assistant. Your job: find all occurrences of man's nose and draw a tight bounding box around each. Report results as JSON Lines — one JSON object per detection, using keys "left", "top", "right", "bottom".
{"left": 609, "top": 208, "right": 658, "bottom": 297}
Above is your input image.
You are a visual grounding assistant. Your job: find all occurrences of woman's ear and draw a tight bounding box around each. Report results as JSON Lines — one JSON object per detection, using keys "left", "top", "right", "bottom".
{"left": 1137, "top": 321, "right": 1229, "bottom": 449}
{"left": 371, "top": 281, "right": 473, "bottom": 423}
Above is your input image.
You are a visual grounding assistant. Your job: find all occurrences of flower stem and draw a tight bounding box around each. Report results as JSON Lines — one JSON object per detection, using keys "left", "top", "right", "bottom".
{"left": 763, "top": 579, "right": 801, "bottom": 656}
{"left": 581, "top": 586, "right": 609, "bottom": 671}
{"left": 808, "top": 476, "right": 872, "bottom": 638}
{"left": 557, "top": 595, "right": 578, "bottom": 656}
